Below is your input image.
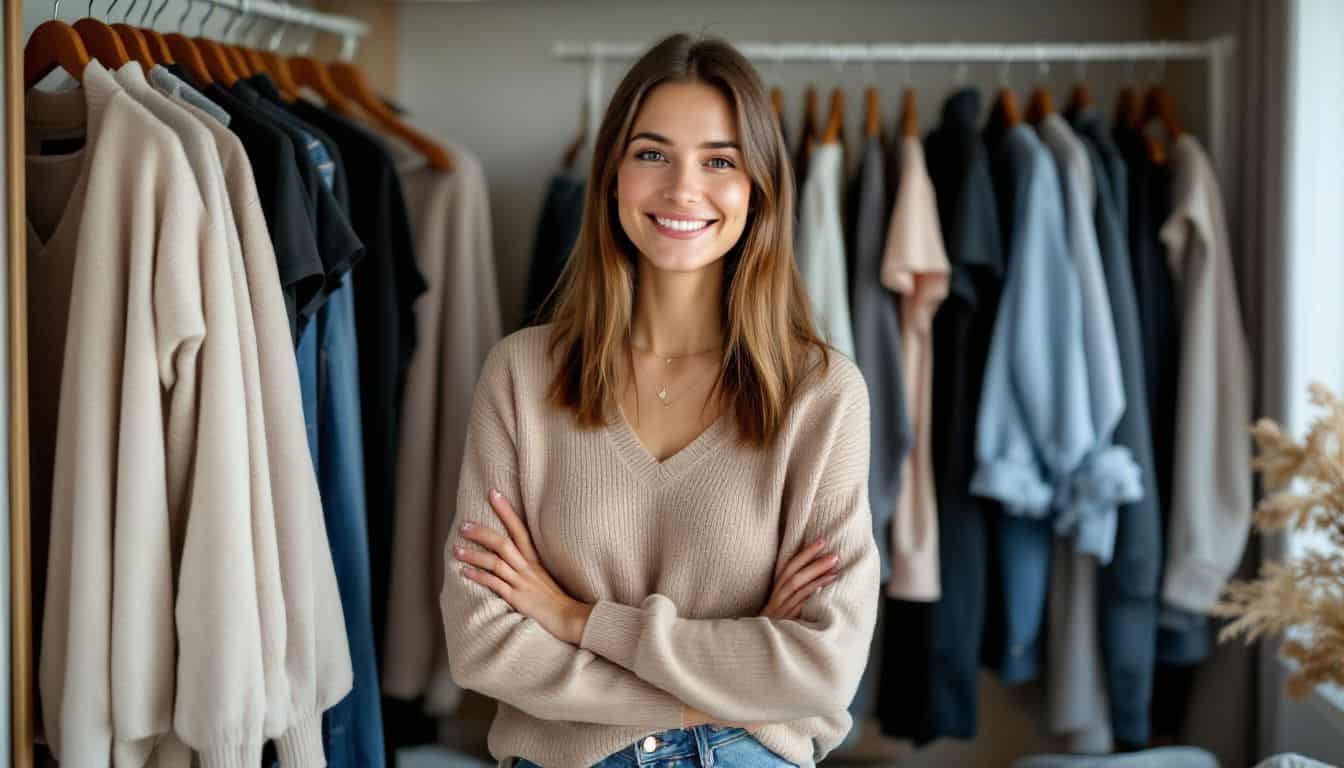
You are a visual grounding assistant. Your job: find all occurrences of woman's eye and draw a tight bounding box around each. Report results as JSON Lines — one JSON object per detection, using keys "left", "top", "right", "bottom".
{"left": 708, "top": 157, "right": 736, "bottom": 170}
{"left": 635, "top": 149, "right": 664, "bottom": 162}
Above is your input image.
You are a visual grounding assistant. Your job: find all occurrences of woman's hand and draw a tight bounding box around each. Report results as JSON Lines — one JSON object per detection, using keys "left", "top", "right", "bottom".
{"left": 454, "top": 488, "right": 593, "bottom": 646}
{"left": 759, "top": 537, "right": 840, "bottom": 620}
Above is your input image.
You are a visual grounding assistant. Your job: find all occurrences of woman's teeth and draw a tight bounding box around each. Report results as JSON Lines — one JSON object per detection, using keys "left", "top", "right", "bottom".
{"left": 653, "top": 216, "right": 712, "bottom": 232}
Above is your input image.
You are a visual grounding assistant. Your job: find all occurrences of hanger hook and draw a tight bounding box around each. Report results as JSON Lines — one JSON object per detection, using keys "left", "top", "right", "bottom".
{"left": 53, "top": 0, "right": 62, "bottom": 21}
{"left": 197, "top": 1, "right": 215, "bottom": 36}
{"left": 122, "top": 0, "right": 139, "bottom": 23}
{"left": 238, "top": 0, "right": 263, "bottom": 44}
{"left": 862, "top": 56, "right": 876, "bottom": 88}
{"left": 145, "top": 0, "right": 167, "bottom": 27}
{"left": 1075, "top": 55, "right": 1087, "bottom": 82}
{"left": 178, "top": 0, "right": 194, "bottom": 32}
{"left": 1036, "top": 47, "right": 1049, "bottom": 78}
{"left": 999, "top": 55, "right": 1012, "bottom": 88}
{"left": 221, "top": 1, "right": 243, "bottom": 41}
{"left": 105, "top": 0, "right": 120, "bottom": 20}
{"left": 954, "top": 61, "right": 968, "bottom": 86}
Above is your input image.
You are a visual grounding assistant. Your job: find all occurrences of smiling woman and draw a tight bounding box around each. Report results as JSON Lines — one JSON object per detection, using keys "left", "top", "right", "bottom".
{"left": 438, "top": 32, "right": 880, "bottom": 768}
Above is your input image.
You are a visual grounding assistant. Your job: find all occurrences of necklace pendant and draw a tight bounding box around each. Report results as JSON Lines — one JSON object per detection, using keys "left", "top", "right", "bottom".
{"left": 657, "top": 384, "right": 670, "bottom": 406}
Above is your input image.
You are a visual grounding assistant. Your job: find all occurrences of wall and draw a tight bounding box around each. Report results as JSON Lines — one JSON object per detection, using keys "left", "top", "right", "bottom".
{"left": 393, "top": 0, "right": 1223, "bottom": 332}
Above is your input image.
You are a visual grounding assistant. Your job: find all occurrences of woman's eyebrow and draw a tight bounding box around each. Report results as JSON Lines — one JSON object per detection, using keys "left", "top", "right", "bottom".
{"left": 627, "top": 131, "right": 741, "bottom": 150}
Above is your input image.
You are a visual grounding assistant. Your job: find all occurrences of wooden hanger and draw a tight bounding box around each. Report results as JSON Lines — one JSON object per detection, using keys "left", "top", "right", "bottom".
{"left": 328, "top": 61, "right": 454, "bottom": 171}
{"left": 992, "top": 87, "right": 1020, "bottom": 127}
{"left": 193, "top": 36, "right": 241, "bottom": 84}
{"left": 164, "top": 31, "right": 211, "bottom": 83}
{"left": 800, "top": 85, "right": 819, "bottom": 161}
{"left": 1141, "top": 85, "right": 1183, "bottom": 138}
{"left": 821, "top": 87, "right": 844, "bottom": 144}
{"left": 1139, "top": 84, "right": 1182, "bottom": 165}
{"left": 71, "top": 11, "right": 130, "bottom": 69}
{"left": 770, "top": 87, "right": 784, "bottom": 129}
{"left": 223, "top": 43, "right": 252, "bottom": 77}
{"left": 111, "top": 22, "right": 155, "bottom": 67}
{"left": 1026, "top": 86, "right": 1053, "bottom": 124}
{"left": 1066, "top": 83, "right": 1092, "bottom": 115}
{"left": 163, "top": 0, "right": 213, "bottom": 84}
{"left": 1115, "top": 86, "right": 1141, "bottom": 128}
{"left": 242, "top": 46, "right": 268, "bottom": 77}
{"left": 259, "top": 50, "right": 300, "bottom": 99}
{"left": 141, "top": 28, "right": 172, "bottom": 62}
{"left": 864, "top": 86, "right": 881, "bottom": 139}
{"left": 899, "top": 88, "right": 917, "bottom": 138}
{"left": 289, "top": 55, "right": 354, "bottom": 112}
{"left": 24, "top": 16, "right": 92, "bottom": 89}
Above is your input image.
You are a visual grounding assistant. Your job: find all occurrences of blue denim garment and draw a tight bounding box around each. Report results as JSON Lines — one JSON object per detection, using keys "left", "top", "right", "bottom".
{"left": 1070, "top": 108, "right": 1162, "bottom": 745}
{"left": 315, "top": 274, "right": 382, "bottom": 767}
{"left": 284, "top": 117, "right": 385, "bottom": 768}
{"left": 1037, "top": 115, "right": 1142, "bottom": 564}
{"left": 511, "top": 725, "right": 802, "bottom": 768}
{"left": 973, "top": 124, "right": 1094, "bottom": 683}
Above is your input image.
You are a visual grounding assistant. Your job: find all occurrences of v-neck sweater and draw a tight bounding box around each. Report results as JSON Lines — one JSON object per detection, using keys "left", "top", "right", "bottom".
{"left": 439, "top": 324, "right": 880, "bottom": 768}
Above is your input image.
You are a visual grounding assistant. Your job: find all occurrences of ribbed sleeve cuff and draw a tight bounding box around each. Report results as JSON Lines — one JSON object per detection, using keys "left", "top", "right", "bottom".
{"left": 199, "top": 741, "right": 265, "bottom": 768}
{"left": 578, "top": 599, "right": 646, "bottom": 672}
{"left": 1162, "top": 558, "right": 1230, "bottom": 614}
{"left": 276, "top": 711, "right": 326, "bottom": 768}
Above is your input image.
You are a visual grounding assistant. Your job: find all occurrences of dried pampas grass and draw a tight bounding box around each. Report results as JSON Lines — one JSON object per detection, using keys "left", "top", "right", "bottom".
{"left": 1213, "top": 382, "right": 1344, "bottom": 695}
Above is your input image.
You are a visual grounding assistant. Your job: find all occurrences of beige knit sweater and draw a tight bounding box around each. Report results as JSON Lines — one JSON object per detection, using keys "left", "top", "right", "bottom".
{"left": 439, "top": 325, "right": 880, "bottom": 768}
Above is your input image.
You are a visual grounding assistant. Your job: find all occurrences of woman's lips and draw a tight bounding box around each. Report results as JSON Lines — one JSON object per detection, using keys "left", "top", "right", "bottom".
{"left": 647, "top": 213, "right": 716, "bottom": 240}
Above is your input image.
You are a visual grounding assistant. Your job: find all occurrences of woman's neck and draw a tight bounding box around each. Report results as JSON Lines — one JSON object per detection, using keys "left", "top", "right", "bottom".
{"left": 629, "top": 259, "right": 725, "bottom": 357}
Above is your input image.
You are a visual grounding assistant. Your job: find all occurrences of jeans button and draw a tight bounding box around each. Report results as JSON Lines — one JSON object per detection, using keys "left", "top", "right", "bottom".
{"left": 642, "top": 736, "right": 657, "bottom": 753}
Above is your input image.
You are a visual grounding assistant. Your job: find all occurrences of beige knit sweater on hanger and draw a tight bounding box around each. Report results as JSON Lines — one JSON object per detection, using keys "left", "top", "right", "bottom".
{"left": 439, "top": 325, "right": 880, "bottom": 768}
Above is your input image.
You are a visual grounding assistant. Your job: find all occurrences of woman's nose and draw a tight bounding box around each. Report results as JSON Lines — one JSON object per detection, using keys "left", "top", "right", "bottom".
{"left": 662, "top": 160, "right": 703, "bottom": 206}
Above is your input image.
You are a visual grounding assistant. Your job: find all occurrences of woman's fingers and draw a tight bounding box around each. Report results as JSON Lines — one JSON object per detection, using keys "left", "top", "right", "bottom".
{"left": 461, "top": 565, "right": 514, "bottom": 604}
{"left": 779, "top": 573, "right": 838, "bottom": 619}
{"left": 486, "top": 489, "right": 540, "bottom": 563}
{"left": 460, "top": 520, "right": 529, "bottom": 572}
{"left": 454, "top": 545, "right": 518, "bottom": 584}
{"left": 774, "top": 537, "right": 827, "bottom": 585}
{"left": 783, "top": 551, "right": 840, "bottom": 598}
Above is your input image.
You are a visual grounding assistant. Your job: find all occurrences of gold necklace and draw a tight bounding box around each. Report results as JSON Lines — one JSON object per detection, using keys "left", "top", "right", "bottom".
{"left": 629, "top": 340, "right": 721, "bottom": 408}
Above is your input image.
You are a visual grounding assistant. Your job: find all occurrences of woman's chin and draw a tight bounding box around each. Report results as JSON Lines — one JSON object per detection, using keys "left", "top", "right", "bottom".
{"left": 639, "top": 248, "right": 725, "bottom": 274}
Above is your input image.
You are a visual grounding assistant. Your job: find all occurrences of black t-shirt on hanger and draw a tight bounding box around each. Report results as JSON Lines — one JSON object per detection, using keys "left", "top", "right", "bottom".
{"left": 289, "top": 99, "right": 428, "bottom": 671}
{"left": 228, "top": 81, "right": 364, "bottom": 323}
{"left": 243, "top": 76, "right": 365, "bottom": 290}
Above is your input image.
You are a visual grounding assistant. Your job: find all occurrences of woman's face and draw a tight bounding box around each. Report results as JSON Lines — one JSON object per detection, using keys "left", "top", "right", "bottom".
{"left": 615, "top": 81, "right": 753, "bottom": 274}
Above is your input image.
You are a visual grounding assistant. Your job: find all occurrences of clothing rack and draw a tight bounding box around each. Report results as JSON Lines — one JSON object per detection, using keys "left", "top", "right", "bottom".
{"left": 553, "top": 37, "right": 1236, "bottom": 180}
{"left": 4, "top": 2, "right": 374, "bottom": 767}
{"left": 161, "top": 0, "right": 369, "bottom": 60}
{"left": 33, "top": 1, "right": 368, "bottom": 56}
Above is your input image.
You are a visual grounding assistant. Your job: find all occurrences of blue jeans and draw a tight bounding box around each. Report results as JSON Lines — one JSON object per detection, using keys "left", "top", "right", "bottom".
{"left": 511, "top": 726, "right": 799, "bottom": 768}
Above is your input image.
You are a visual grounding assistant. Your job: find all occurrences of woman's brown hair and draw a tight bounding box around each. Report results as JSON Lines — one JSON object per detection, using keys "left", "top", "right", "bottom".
{"left": 542, "top": 32, "right": 831, "bottom": 447}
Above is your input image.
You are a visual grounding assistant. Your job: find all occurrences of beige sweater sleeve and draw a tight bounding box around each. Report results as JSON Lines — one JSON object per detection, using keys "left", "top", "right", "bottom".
{"left": 173, "top": 95, "right": 292, "bottom": 745}
{"left": 223, "top": 146, "right": 353, "bottom": 766}
{"left": 440, "top": 344, "right": 685, "bottom": 727}
{"left": 578, "top": 371, "right": 881, "bottom": 723}
{"left": 1159, "top": 137, "right": 1253, "bottom": 613}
